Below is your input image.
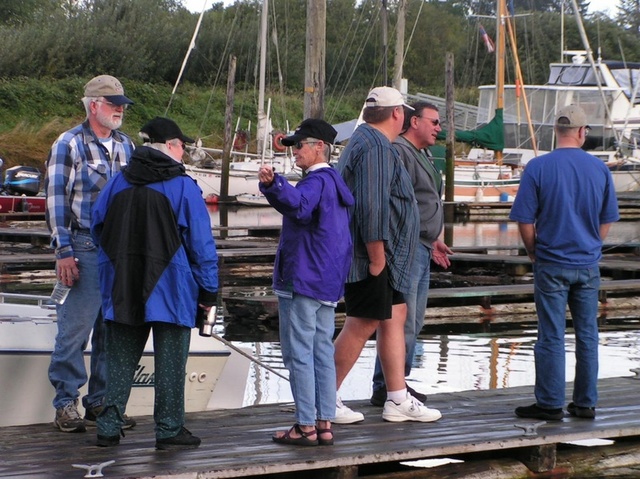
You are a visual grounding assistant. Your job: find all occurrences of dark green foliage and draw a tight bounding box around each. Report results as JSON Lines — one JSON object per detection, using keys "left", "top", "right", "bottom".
{"left": 0, "top": 0, "right": 637, "bottom": 121}
{"left": 616, "top": 0, "right": 640, "bottom": 36}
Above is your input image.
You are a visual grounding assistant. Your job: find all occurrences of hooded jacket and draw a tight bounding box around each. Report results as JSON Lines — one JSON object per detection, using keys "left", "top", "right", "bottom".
{"left": 259, "top": 165, "right": 354, "bottom": 303}
{"left": 91, "top": 145, "right": 218, "bottom": 328}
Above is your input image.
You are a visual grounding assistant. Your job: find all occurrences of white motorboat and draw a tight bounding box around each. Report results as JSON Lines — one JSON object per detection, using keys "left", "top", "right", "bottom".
{"left": 0, "top": 292, "right": 249, "bottom": 427}
{"left": 469, "top": 50, "right": 640, "bottom": 193}
{"left": 185, "top": 148, "right": 302, "bottom": 203}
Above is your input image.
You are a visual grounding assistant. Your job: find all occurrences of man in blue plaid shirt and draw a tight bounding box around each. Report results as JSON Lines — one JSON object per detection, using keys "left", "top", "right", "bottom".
{"left": 45, "top": 75, "right": 136, "bottom": 433}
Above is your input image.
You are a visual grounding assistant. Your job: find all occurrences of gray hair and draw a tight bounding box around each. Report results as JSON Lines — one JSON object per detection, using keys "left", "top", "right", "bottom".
{"left": 139, "top": 131, "right": 179, "bottom": 156}
{"left": 81, "top": 97, "right": 98, "bottom": 118}
{"left": 321, "top": 142, "right": 332, "bottom": 162}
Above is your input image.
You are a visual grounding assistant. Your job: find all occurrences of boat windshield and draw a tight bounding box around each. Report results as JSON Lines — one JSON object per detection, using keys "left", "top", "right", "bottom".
{"left": 478, "top": 86, "right": 618, "bottom": 152}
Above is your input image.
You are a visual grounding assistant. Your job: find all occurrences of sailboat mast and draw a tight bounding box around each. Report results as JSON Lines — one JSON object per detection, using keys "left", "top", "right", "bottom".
{"left": 258, "top": 0, "right": 267, "bottom": 118}
{"left": 495, "top": 0, "right": 506, "bottom": 164}
{"left": 257, "top": 0, "right": 269, "bottom": 155}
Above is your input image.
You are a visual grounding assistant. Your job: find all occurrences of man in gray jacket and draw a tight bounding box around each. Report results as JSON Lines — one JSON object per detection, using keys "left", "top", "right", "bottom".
{"left": 371, "top": 101, "right": 452, "bottom": 406}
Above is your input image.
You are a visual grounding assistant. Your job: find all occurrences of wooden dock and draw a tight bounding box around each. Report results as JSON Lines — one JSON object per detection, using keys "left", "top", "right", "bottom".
{"left": 2, "top": 376, "right": 640, "bottom": 478}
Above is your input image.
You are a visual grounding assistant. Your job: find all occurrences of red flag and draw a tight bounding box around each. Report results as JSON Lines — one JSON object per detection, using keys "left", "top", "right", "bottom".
{"left": 479, "top": 25, "right": 495, "bottom": 54}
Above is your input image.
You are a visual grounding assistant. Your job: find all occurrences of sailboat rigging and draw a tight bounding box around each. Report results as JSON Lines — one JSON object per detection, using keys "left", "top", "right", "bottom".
{"left": 467, "top": 0, "right": 640, "bottom": 194}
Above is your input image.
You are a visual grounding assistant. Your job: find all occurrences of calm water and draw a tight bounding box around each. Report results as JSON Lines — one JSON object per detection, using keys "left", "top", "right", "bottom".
{"left": 234, "top": 328, "right": 640, "bottom": 407}
{"left": 5, "top": 206, "right": 640, "bottom": 408}
{"left": 207, "top": 205, "right": 640, "bottom": 248}
{"left": 203, "top": 207, "right": 640, "bottom": 407}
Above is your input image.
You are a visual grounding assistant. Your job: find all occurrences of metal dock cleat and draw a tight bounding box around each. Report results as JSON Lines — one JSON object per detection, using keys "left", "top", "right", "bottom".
{"left": 71, "top": 460, "right": 115, "bottom": 478}
{"left": 514, "top": 422, "right": 546, "bottom": 437}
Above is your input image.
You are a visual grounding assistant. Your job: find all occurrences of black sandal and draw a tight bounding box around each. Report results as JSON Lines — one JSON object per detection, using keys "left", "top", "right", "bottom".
{"left": 272, "top": 424, "right": 318, "bottom": 447}
{"left": 317, "top": 427, "right": 334, "bottom": 446}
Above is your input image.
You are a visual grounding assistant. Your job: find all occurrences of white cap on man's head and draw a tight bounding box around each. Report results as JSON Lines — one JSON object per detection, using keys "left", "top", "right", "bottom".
{"left": 555, "top": 105, "right": 588, "bottom": 128}
{"left": 365, "top": 86, "right": 414, "bottom": 110}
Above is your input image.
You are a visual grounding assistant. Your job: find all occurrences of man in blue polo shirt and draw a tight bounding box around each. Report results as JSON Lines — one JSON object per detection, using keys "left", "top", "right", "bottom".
{"left": 510, "top": 105, "right": 619, "bottom": 421}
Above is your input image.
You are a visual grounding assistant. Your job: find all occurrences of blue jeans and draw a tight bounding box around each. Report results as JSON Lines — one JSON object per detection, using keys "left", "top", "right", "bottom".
{"left": 278, "top": 293, "right": 336, "bottom": 425}
{"left": 373, "top": 244, "right": 432, "bottom": 391}
{"left": 533, "top": 262, "right": 600, "bottom": 409}
{"left": 48, "top": 231, "right": 106, "bottom": 410}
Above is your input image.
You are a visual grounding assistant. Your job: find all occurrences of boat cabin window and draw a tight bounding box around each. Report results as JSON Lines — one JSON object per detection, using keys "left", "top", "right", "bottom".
{"left": 610, "top": 68, "right": 640, "bottom": 104}
{"left": 548, "top": 64, "right": 604, "bottom": 87}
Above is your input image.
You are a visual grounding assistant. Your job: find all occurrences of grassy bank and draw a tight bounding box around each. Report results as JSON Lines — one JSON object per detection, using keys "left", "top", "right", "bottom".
{"left": 0, "top": 77, "right": 362, "bottom": 173}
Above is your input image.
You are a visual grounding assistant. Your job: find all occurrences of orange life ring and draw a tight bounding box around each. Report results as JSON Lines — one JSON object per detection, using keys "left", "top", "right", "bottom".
{"left": 273, "top": 133, "right": 286, "bottom": 152}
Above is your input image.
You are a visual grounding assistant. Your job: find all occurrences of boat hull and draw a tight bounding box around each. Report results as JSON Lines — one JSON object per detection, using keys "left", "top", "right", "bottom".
{"left": 0, "top": 295, "right": 245, "bottom": 427}
{"left": 450, "top": 164, "right": 520, "bottom": 202}
{"left": 0, "top": 195, "right": 46, "bottom": 214}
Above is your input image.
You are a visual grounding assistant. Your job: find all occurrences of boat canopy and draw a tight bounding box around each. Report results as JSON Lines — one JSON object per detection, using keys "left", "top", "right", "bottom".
{"left": 436, "top": 109, "right": 504, "bottom": 152}
{"left": 477, "top": 85, "right": 621, "bottom": 152}
{"left": 549, "top": 61, "right": 640, "bottom": 104}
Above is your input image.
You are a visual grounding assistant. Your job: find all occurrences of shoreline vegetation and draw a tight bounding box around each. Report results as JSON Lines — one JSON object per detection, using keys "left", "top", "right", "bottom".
{"left": 2, "top": 0, "right": 640, "bottom": 175}
{"left": 0, "top": 77, "right": 362, "bottom": 174}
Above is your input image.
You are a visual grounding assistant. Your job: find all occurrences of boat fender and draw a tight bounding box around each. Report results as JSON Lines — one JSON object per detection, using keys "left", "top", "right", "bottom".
{"left": 233, "top": 130, "right": 248, "bottom": 151}
{"left": 205, "top": 194, "right": 219, "bottom": 205}
{"left": 273, "top": 133, "right": 286, "bottom": 152}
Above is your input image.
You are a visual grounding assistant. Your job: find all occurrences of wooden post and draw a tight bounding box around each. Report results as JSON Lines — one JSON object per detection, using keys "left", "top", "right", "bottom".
{"left": 444, "top": 52, "right": 456, "bottom": 230}
{"left": 381, "top": 0, "right": 388, "bottom": 85}
{"left": 517, "top": 444, "right": 557, "bottom": 472}
{"left": 392, "top": 0, "right": 406, "bottom": 91}
{"left": 221, "top": 55, "right": 236, "bottom": 206}
{"left": 304, "top": 0, "right": 326, "bottom": 119}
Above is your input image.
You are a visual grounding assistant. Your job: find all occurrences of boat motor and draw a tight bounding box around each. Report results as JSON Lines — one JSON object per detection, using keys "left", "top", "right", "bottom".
{"left": 3, "top": 166, "right": 42, "bottom": 196}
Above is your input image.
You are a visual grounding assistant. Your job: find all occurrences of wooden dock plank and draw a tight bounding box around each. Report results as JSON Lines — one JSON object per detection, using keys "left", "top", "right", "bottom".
{"left": 2, "top": 377, "right": 640, "bottom": 478}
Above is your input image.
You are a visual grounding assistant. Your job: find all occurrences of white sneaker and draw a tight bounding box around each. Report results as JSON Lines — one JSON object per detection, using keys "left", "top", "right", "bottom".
{"left": 334, "top": 397, "right": 365, "bottom": 424}
{"left": 382, "top": 393, "right": 442, "bottom": 423}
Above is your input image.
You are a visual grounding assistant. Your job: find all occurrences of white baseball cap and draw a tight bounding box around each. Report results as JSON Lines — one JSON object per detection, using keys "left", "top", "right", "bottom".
{"left": 365, "top": 86, "right": 413, "bottom": 110}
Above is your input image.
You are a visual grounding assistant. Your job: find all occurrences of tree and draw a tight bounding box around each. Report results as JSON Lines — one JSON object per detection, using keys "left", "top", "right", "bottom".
{"left": 617, "top": 0, "right": 640, "bottom": 36}
{"left": 0, "top": 0, "right": 60, "bottom": 25}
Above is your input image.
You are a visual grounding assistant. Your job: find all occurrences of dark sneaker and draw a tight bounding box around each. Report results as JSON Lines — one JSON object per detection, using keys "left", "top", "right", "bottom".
{"left": 515, "top": 403, "right": 564, "bottom": 421}
{"left": 371, "top": 384, "right": 427, "bottom": 407}
{"left": 156, "top": 427, "right": 201, "bottom": 450}
{"left": 54, "top": 400, "right": 86, "bottom": 433}
{"left": 567, "top": 402, "right": 596, "bottom": 419}
{"left": 406, "top": 384, "right": 427, "bottom": 404}
{"left": 85, "top": 405, "right": 136, "bottom": 429}
{"left": 96, "top": 434, "right": 121, "bottom": 447}
{"left": 370, "top": 387, "right": 387, "bottom": 407}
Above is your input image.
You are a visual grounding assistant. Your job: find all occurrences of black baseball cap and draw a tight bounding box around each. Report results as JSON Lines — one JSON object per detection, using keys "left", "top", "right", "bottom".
{"left": 139, "top": 117, "right": 195, "bottom": 144}
{"left": 281, "top": 118, "right": 337, "bottom": 146}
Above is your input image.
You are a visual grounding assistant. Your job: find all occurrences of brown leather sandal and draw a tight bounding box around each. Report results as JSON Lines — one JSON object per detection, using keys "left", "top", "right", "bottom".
{"left": 317, "top": 427, "right": 334, "bottom": 446}
{"left": 272, "top": 424, "right": 318, "bottom": 447}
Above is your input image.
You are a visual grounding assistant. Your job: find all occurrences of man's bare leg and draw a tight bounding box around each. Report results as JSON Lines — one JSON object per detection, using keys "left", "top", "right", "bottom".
{"left": 334, "top": 316, "right": 379, "bottom": 389}
{"left": 377, "top": 303, "right": 407, "bottom": 392}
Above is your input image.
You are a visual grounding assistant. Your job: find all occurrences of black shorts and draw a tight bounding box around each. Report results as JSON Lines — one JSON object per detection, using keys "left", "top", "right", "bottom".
{"left": 344, "top": 266, "right": 405, "bottom": 320}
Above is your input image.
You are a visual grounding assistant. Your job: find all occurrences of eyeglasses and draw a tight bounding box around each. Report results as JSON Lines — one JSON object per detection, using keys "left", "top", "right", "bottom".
{"left": 95, "top": 99, "right": 128, "bottom": 110}
{"left": 294, "top": 140, "right": 320, "bottom": 149}
{"left": 584, "top": 126, "right": 591, "bottom": 136}
{"left": 418, "top": 117, "right": 440, "bottom": 126}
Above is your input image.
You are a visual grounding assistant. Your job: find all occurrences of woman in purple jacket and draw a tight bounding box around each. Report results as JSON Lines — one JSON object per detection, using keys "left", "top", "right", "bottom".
{"left": 258, "top": 119, "right": 354, "bottom": 447}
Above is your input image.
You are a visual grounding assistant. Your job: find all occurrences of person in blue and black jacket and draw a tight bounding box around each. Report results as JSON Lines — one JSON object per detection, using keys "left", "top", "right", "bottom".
{"left": 91, "top": 117, "right": 218, "bottom": 450}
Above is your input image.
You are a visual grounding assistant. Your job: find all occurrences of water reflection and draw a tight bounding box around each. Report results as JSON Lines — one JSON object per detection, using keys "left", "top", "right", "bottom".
{"left": 208, "top": 204, "right": 640, "bottom": 246}
{"left": 239, "top": 328, "right": 640, "bottom": 407}
{"left": 3, "top": 205, "right": 639, "bottom": 408}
